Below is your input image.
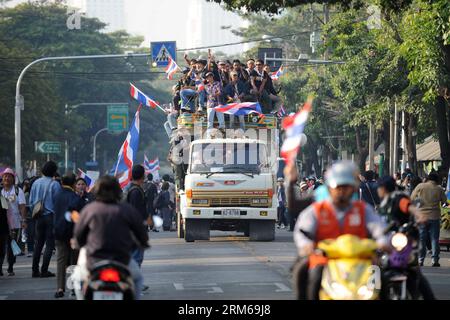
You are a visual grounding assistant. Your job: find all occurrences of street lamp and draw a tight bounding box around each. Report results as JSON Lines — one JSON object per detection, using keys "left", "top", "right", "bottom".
{"left": 14, "top": 52, "right": 151, "bottom": 181}
{"left": 93, "top": 128, "right": 108, "bottom": 162}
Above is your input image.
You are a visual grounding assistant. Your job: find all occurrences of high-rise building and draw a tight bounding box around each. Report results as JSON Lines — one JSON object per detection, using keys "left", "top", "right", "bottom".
{"left": 68, "top": 0, "right": 126, "bottom": 32}
{"left": 185, "top": 0, "right": 250, "bottom": 56}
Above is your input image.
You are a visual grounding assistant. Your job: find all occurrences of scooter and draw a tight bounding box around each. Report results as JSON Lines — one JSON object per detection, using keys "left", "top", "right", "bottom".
{"left": 67, "top": 248, "right": 135, "bottom": 300}
{"left": 317, "top": 234, "right": 381, "bottom": 300}
{"left": 379, "top": 221, "right": 434, "bottom": 300}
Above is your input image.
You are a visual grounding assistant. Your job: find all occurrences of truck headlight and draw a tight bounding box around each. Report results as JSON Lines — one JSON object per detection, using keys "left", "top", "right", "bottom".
{"left": 357, "top": 285, "right": 374, "bottom": 300}
{"left": 252, "top": 198, "right": 268, "bottom": 204}
{"left": 191, "top": 199, "right": 208, "bottom": 205}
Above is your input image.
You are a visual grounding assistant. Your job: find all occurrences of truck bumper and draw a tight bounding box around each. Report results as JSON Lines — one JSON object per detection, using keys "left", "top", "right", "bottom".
{"left": 181, "top": 206, "right": 277, "bottom": 220}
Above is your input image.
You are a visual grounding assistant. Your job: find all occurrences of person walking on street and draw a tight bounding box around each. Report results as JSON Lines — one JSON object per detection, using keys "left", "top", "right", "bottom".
{"left": 162, "top": 174, "right": 176, "bottom": 231}
{"left": 155, "top": 182, "right": 172, "bottom": 231}
{"left": 359, "top": 170, "right": 380, "bottom": 209}
{"left": 277, "top": 177, "right": 288, "bottom": 229}
{"left": 53, "top": 173, "right": 83, "bottom": 298}
{"left": 23, "top": 178, "right": 36, "bottom": 257}
{"left": 125, "top": 165, "right": 151, "bottom": 268}
{"left": 75, "top": 178, "right": 94, "bottom": 210}
{"left": 0, "top": 168, "right": 27, "bottom": 276}
{"left": 411, "top": 172, "right": 447, "bottom": 267}
{"left": 144, "top": 173, "right": 158, "bottom": 232}
{"left": 29, "top": 161, "right": 62, "bottom": 278}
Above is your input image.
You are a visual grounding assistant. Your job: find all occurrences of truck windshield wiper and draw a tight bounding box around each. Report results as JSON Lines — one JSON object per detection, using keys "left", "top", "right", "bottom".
{"left": 223, "top": 166, "right": 255, "bottom": 178}
{"left": 206, "top": 172, "right": 222, "bottom": 178}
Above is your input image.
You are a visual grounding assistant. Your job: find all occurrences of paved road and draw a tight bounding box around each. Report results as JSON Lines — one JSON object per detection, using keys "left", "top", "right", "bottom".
{"left": 1, "top": 229, "right": 449, "bottom": 300}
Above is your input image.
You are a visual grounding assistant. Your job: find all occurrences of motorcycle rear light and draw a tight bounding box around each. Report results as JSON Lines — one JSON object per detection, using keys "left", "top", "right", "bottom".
{"left": 99, "top": 268, "right": 120, "bottom": 282}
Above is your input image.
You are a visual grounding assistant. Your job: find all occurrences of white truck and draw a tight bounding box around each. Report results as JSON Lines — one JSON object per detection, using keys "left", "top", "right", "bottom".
{"left": 170, "top": 114, "right": 279, "bottom": 242}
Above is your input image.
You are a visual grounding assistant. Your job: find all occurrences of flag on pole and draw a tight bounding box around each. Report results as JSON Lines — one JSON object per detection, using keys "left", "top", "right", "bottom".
{"left": 130, "top": 83, "right": 160, "bottom": 109}
{"left": 280, "top": 97, "right": 313, "bottom": 165}
{"left": 270, "top": 65, "right": 284, "bottom": 80}
{"left": 114, "top": 106, "right": 141, "bottom": 189}
{"left": 77, "top": 169, "right": 96, "bottom": 191}
{"left": 143, "top": 155, "right": 160, "bottom": 173}
{"left": 165, "top": 56, "right": 179, "bottom": 80}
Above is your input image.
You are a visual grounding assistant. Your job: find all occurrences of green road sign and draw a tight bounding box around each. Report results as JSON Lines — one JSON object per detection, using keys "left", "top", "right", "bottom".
{"left": 107, "top": 104, "right": 128, "bottom": 133}
{"left": 35, "top": 141, "right": 61, "bottom": 154}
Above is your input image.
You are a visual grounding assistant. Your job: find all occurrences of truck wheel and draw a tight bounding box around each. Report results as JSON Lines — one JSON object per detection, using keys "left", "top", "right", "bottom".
{"left": 184, "top": 219, "right": 210, "bottom": 242}
{"left": 177, "top": 213, "right": 184, "bottom": 239}
{"left": 249, "top": 220, "right": 275, "bottom": 241}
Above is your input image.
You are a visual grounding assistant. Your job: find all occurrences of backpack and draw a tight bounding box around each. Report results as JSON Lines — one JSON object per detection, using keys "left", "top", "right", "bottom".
{"left": 122, "top": 184, "right": 145, "bottom": 204}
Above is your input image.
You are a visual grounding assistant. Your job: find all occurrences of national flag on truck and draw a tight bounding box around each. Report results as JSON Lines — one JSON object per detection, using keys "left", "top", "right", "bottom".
{"left": 77, "top": 169, "right": 96, "bottom": 191}
{"left": 114, "top": 106, "right": 141, "bottom": 189}
{"left": 196, "top": 79, "right": 205, "bottom": 92}
{"left": 214, "top": 102, "right": 263, "bottom": 116}
{"left": 446, "top": 168, "right": 450, "bottom": 204}
{"left": 276, "top": 105, "right": 287, "bottom": 119}
{"left": 281, "top": 97, "right": 313, "bottom": 165}
{"left": 271, "top": 65, "right": 284, "bottom": 81}
{"left": 130, "top": 83, "right": 160, "bottom": 109}
{"left": 165, "top": 56, "right": 179, "bottom": 80}
{"left": 143, "top": 155, "right": 160, "bottom": 173}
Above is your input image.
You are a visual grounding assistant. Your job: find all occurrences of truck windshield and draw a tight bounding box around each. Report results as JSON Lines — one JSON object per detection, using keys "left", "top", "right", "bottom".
{"left": 190, "top": 143, "right": 269, "bottom": 174}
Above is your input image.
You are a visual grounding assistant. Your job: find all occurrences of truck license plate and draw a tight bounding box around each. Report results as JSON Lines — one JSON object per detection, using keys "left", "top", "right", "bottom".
{"left": 222, "top": 209, "right": 240, "bottom": 216}
{"left": 93, "top": 291, "right": 124, "bottom": 300}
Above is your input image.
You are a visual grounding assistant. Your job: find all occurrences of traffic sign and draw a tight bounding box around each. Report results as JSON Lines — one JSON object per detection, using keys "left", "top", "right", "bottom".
{"left": 35, "top": 141, "right": 61, "bottom": 154}
{"left": 107, "top": 104, "right": 128, "bottom": 133}
{"left": 258, "top": 47, "right": 283, "bottom": 71}
{"left": 151, "top": 41, "right": 176, "bottom": 67}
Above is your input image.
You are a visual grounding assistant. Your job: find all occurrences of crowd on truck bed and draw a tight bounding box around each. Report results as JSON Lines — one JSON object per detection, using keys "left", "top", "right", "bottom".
{"left": 163, "top": 50, "right": 283, "bottom": 136}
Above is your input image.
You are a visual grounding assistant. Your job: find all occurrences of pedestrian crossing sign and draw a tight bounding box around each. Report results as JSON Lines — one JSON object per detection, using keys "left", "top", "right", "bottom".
{"left": 151, "top": 41, "right": 177, "bottom": 67}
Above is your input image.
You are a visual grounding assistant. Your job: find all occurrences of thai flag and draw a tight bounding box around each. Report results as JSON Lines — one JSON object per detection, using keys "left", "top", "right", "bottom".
{"left": 114, "top": 106, "right": 141, "bottom": 189}
{"left": 271, "top": 65, "right": 284, "bottom": 80}
{"left": 165, "top": 56, "right": 179, "bottom": 80}
{"left": 277, "top": 105, "right": 287, "bottom": 119}
{"left": 77, "top": 169, "right": 96, "bottom": 191}
{"left": 196, "top": 79, "right": 205, "bottom": 92}
{"left": 214, "top": 102, "right": 263, "bottom": 117}
{"left": 446, "top": 168, "right": 450, "bottom": 203}
{"left": 130, "top": 83, "right": 160, "bottom": 109}
{"left": 281, "top": 97, "right": 313, "bottom": 165}
{"left": 144, "top": 155, "right": 160, "bottom": 173}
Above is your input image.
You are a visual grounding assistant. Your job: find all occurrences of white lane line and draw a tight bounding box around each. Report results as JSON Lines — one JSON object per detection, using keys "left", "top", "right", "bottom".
{"left": 173, "top": 282, "right": 224, "bottom": 293}
{"left": 239, "top": 282, "right": 292, "bottom": 292}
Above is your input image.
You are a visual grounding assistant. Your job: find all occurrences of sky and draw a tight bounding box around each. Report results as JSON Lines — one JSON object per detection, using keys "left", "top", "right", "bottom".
{"left": 6, "top": 0, "right": 249, "bottom": 54}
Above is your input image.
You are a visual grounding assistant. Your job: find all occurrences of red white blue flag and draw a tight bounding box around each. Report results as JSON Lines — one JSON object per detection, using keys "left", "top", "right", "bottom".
{"left": 165, "top": 56, "right": 179, "bottom": 80}
{"left": 114, "top": 106, "right": 141, "bottom": 189}
{"left": 270, "top": 65, "right": 284, "bottom": 81}
{"left": 144, "top": 155, "right": 160, "bottom": 173}
{"left": 130, "top": 83, "right": 160, "bottom": 109}
{"left": 214, "top": 102, "right": 263, "bottom": 117}
{"left": 276, "top": 105, "right": 287, "bottom": 118}
{"left": 77, "top": 169, "right": 96, "bottom": 191}
{"left": 281, "top": 97, "right": 313, "bottom": 164}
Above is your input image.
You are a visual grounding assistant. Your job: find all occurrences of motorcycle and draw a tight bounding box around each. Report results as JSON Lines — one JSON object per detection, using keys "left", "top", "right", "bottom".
{"left": 317, "top": 234, "right": 381, "bottom": 300}
{"left": 68, "top": 248, "right": 135, "bottom": 300}
{"left": 379, "top": 221, "right": 434, "bottom": 300}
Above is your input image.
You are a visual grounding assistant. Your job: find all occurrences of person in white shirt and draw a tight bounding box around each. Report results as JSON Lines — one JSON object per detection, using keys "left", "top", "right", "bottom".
{"left": 0, "top": 168, "right": 27, "bottom": 276}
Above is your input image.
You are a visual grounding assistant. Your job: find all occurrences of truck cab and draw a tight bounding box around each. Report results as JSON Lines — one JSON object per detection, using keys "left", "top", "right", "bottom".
{"left": 169, "top": 113, "right": 279, "bottom": 242}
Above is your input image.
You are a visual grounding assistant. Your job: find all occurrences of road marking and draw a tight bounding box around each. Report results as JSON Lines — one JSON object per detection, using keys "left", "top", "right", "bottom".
{"left": 173, "top": 282, "right": 224, "bottom": 293}
{"left": 239, "top": 282, "right": 292, "bottom": 292}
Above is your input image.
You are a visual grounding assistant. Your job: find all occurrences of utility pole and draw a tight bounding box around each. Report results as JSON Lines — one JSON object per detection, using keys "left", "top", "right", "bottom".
{"left": 393, "top": 100, "right": 399, "bottom": 175}
{"left": 401, "top": 110, "right": 407, "bottom": 173}
{"left": 368, "top": 122, "right": 375, "bottom": 170}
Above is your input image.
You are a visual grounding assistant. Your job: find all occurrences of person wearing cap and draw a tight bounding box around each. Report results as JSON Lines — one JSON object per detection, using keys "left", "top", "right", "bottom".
{"left": 175, "top": 67, "right": 195, "bottom": 113}
{"left": 277, "top": 177, "right": 288, "bottom": 229}
{"left": 224, "top": 70, "right": 252, "bottom": 130}
{"left": 0, "top": 168, "right": 27, "bottom": 276}
{"left": 180, "top": 60, "right": 207, "bottom": 112}
{"left": 204, "top": 71, "right": 225, "bottom": 133}
{"left": 292, "top": 161, "right": 387, "bottom": 299}
{"left": 217, "top": 60, "right": 230, "bottom": 87}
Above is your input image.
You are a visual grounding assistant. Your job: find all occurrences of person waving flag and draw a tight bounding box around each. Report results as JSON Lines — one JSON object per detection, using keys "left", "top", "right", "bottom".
{"left": 165, "top": 56, "right": 180, "bottom": 80}
{"left": 281, "top": 96, "right": 313, "bottom": 165}
{"left": 271, "top": 65, "right": 285, "bottom": 81}
{"left": 77, "top": 169, "right": 96, "bottom": 191}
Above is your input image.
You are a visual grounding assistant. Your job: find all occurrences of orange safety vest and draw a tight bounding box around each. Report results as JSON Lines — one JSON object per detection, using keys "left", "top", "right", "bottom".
{"left": 308, "top": 200, "right": 367, "bottom": 269}
{"left": 314, "top": 200, "right": 367, "bottom": 243}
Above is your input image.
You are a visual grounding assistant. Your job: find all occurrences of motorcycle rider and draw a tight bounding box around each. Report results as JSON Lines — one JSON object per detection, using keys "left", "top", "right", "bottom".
{"left": 292, "top": 161, "right": 388, "bottom": 300}
{"left": 73, "top": 175, "right": 150, "bottom": 299}
{"left": 376, "top": 176, "right": 435, "bottom": 300}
